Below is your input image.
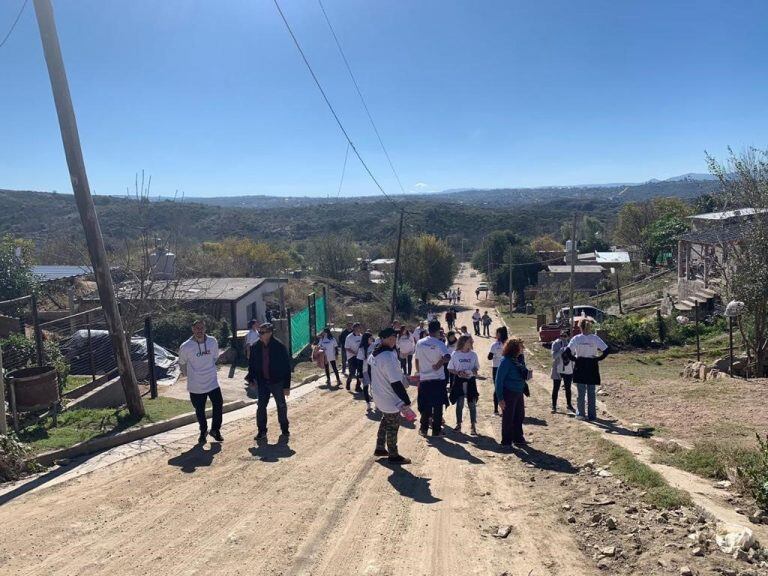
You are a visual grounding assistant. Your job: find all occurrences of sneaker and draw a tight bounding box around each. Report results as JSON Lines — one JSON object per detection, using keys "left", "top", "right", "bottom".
{"left": 209, "top": 430, "right": 224, "bottom": 442}
{"left": 354, "top": 385, "right": 362, "bottom": 392}
{"left": 388, "top": 455, "right": 411, "bottom": 465}
{"left": 575, "top": 415, "right": 586, "bottom": 421}
{"left": 197, "top": 432, "right": 207, "bottom": 444}
{"left": 567, "top": 406, "right": 576, "bottom": 413}
{"left": 551, "top": 408, "right": 557, "bottom": 414}
{"left": 418, "top": 429, "right": 428, "bottom": 438}
{"left": 513, "top": 440, "right": 529, "bottom": 447}
{"left": 366, "top": 402, "right": 373, "bottom": 411}
{"left": 346, "top": 383, "right": 351, "bottom": 390}
{"left": 254, "top": 431, "right": 267, "bottom": 440}
{"left": 493, "top": 409, "right": 499, "bottom": 415}
{"left": 373, "top": 448, "right": 389, "bottom": 457}
{"left": 454, "top": 423, "right": 462, "bottom": 432}
{"left": 470, "top": 425, "right": 478, "bottom": 436}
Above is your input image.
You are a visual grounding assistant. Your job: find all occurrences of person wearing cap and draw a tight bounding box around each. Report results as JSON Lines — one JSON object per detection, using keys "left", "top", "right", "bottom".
{"left": 178, "top": 319, "right": 223, "bottom": 444}
{"left": 246, "top": 322, "right": 292, "bottom": 439}
{"left": 414, "top": 320, "right": 451, "bottom": 437}
{"left": 368, "top": 327, "right": 412, "bottom": 464}
{"left": 550, "top": 329, "right": 575, "bottom": 414}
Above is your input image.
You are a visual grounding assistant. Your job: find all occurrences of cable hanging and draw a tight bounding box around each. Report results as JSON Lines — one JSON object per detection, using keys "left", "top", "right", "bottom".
{"left": 0, "top": 0, "right": 28, "bottom": 49}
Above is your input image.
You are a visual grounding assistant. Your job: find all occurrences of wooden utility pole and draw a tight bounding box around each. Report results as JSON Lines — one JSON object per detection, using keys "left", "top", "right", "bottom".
{"left": 508, "top": 248, "right": 513, "bottom": 315}
{"left": 0, "top": 347, "right": 7, "bottom": 435}
{"left": 613, "top": 267, "right": 623, "bottom": 315}
{"left": 390, "top": 208, "right": 405, "bottom": 323}
{"left": 33, "top": 0, "right": 144, "bottom": 417}
{"left": 569, "top": 212, "right": 577, "bottom": 326}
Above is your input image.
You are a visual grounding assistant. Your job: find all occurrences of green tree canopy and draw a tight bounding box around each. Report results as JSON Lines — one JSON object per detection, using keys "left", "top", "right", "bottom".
{"left": 0, "top": 236, "right": 37, "bottom": 302}
{"left": 647, "top": 215, "right": 690, "bottom": 265}
{"left": 400, "top": 234, "right": 457, "bottom": 302}
{"left": 471, "top": 231, "right": 523, "bottom": 277}
{"left": 491, "top": 244, "right": 541, "bottom": 306}
{"left": 614, "top": 197, "right": 691, "bottom": 262}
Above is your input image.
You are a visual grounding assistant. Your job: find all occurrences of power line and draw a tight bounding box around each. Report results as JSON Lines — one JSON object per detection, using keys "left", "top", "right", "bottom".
{"left": 272, "top": 0, "right": 402, "bottom": 210}
{"left": 317, "top": 0, "right": 407, "bottom": 196}
{"left": 0, "top": 0, "right": 28, "bottom": 50}
{"left": 336, "top": 142, "right": 349, "bottom": 198}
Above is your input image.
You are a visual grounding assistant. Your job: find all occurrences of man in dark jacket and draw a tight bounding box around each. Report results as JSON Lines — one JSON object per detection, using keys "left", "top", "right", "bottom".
{"left": 246, "top": 323, "right": 292, "bottom": 439}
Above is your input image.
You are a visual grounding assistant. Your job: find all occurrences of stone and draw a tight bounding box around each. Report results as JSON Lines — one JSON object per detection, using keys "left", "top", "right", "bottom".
{"left": 591, "top": 513, "right": 604, "bottom": 524}
{"left": 748, "top": 510, "right": 766, "bottom": 524}
{"left": 597, "top": 469, "right": 614, "bottom": 478}
{"left": 567, "top": 515, "right": 576, "bottom": 524}
{"left": 583, "top": 459, "right": 596, "bottom": 468}
{"left": 605, "top": 517, "right": 618, "bottom": 530}
{"left": 562, "top": 504, "right": 572, "bottom": 511}
{"left": 680, "top": 566, "right": 694, "bottom": 576}
{"left": 715, "top": 523, "right": 755, "bottom": 554}
{"left": 692, "top": 546, "right": 704, "bottom": 556}
{"left": 714, "top": 480, "right": 733, "bottom": 490}
{"left": 599, "top": 546, "right": 616, "bottom": 557}
{"left": 596, "top": 558, "right": 611, "bottom": 569}
{"left": 733, "top": 548, "right": 750, "bottom": 562}
{"left": 625, "top": 505, "right": 639, "bottom": 514}
{"left": 720, "top": 570, "right": 737, "bottom": 576}
{"left": 494, "top": 525, "right": 513, "bottom": 539}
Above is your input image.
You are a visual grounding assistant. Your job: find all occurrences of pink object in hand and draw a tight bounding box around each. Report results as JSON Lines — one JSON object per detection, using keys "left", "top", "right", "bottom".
{"left": 400, "top": 405, "right": 417, "bottom": 422}
{"left": 407, "top": 375, "right": 420, "bottom": 387}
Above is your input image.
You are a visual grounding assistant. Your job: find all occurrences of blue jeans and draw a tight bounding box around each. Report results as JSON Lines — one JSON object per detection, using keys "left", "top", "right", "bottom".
{"left": 455, "top": 396, "right": 477, "bottom": 425}
{"left": 576, "top": 382, "right": 597, "bottom": 420}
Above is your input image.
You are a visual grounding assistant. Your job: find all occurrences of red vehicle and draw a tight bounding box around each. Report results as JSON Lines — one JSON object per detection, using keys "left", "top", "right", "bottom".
{"left": 538, "top": 321, "right": 582, "bottom": 346}
{"left": 538, "top": 306, "right": 606, "bottom": 346}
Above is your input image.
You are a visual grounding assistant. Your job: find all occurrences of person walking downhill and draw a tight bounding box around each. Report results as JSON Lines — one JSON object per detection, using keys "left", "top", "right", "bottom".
{"left": 550, "top": 330, "right": 575, "bottom": 414}
{"left": 488, "top": 326, "right": 508, "bottom": 415}
{"left": 345, "top": 323, "right": 364, "bottom": 391}
{"left": 472, "top": 309, "right": 482, "bottom": 336}
{"left": 339, "top": 322, "right": 353, "bottom": 375}
{"left": 445, "top": 308, "right": 456, "bottom": 331}
{"left": 245, "top": 318, "right": 259, "bottom": 360}
{"left": 396, "top": 325, "right": 415, "bottom": 375}
{"left": 369, "top": 328, "right": 412, "bottom": 464}
{"left": 247, "top": 323, "right": 292, "bottom": 439}
{"left": 495, "top": 336, "right": 530, "bottom": 448}
{"left": 179, "top": 319, "right": 223, "bottom": 444}
{"left": 358, "top": 331, "right": 375, "bottom": 411}
{"left": 481, "top": 311, "right": 492, "bottom": 337}
{"left": 414, "top": 320, "right": 451, "bottom": 437}
{"left": 563, "top": 319, "right": 609, "bottom": 421}
{"left": 448, "top": 334, "right": 480, "bottom": 435}
{"left": 319, "top": 326, "right": 342, "bottom": 388}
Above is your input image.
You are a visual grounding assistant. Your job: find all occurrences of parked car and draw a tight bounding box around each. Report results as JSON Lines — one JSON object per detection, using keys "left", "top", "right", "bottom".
{"left": 555, "top": 305, "right": 606, "bottom": 323}
{"left": 477, "top": 282, "right": 489, "bottom": 292}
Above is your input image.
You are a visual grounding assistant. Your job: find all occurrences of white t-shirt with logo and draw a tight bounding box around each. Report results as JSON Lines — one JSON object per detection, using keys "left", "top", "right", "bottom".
{"left": 472, "top": 312, "right": 482, "bottom": 323}
{"left": 344, "top": 332, "right": 363, "bottom": 355}
{"left": 567, "top": 333, "right": 608, "bottom": 359}
{"left": 368, "top": 349, "right": 408, "bottom": 413}
{"left": 178, "top": 335, "right": 220, "bottom": 394}
{"left": 318, "top": 335, "right": 337, "bottom": 362}
{"left": 414, "top": 336, "right": 450, "bottom": 381}
{"left": 489, "top": 340, "right": 504, "bottom": 368}
{"left": 397, "top": 334, "right": 416, "bottom": 356}
{"left": 448, "top": 350, "right": 479, "bottom": 377}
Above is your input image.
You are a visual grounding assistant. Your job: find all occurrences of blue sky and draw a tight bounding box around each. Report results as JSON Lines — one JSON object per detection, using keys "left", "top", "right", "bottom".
{"left": 1, "top": 0, "right": 767, "bottom": 198}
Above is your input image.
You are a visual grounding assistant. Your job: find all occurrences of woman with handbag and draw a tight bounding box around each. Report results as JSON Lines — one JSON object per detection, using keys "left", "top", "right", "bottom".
{"left": 494, "top": 336, "right": 531, "bottom": 448}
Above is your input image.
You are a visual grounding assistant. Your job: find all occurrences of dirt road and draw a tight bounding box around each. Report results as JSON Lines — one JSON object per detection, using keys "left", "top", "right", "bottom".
{"left": 3, "top": 266, "right": 747, "bottom": 576}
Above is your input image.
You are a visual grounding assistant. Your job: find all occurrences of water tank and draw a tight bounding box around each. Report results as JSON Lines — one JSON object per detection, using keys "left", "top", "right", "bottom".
{"left": 150, "top": 248, "right": 176, "bottom": 280}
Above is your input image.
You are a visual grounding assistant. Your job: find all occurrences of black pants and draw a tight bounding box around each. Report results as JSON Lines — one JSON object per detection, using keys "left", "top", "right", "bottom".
{"left": 189, "top": 387, "right": 223, "bottom": 434}
{"left": 418, "top": 379, "right": 445, "bottom": 436}
{"left": 483, "top": 323, "right": 491, "bottom": 336}
{"left": 492, "top": 367, "right": 499, "bottom": 412}
{"left": 399, "top": 355, "right": 413, "bottom": 375}
{"left": 325, "top": 360, "right": 341, "bottom": 384}
{"left": 501, "top": 389, "right": 525, "bottom": 445}
{"left": 473, "top": 321, "right": 480, "bottom": 336}
{"left": 552, "top": 374, "right": 574, "bottom": 409}
{"left": 256, "top": 380, "right": 289, "bottom": 434}
{"left": 340, "top": 347, "right": 348, "bottom": 373}
{"left": 346, "top": 357, "right": 362, "bottom": 388}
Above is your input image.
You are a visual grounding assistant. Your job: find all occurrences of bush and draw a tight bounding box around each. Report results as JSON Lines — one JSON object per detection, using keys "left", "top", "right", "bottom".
{"left": 0, "top": 333, "right": 69, "bottom": 388}
{"left": 742, "top": 434, "right": 768, "bottom": 511}
{"left": 602, "top": 315, "right": 658, "bottom": 348}
{"left": 0, "top": 434, "right": 36, "bottom": 482}
{"left": 152, "top": 310, "right": 226, "bottom": 352}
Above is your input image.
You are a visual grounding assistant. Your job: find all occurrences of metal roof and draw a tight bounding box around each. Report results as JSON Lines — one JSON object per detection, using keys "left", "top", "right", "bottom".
{"left": 594, "top": 251, "right": 630, "bottom": 264}
{"left": 547, "top": 265, "right": 605, "bottom": 273}
{"left": 111, "top": 277, "right": 287, "bottom": 302}
{"left": 679, "top": 225, "right": 748, "bottom": 245}
{"left": 688, "top": 208, "right": 765, "bottom": 221}
{"left": 32, "top": 265, "right": 93, "bottom": 281}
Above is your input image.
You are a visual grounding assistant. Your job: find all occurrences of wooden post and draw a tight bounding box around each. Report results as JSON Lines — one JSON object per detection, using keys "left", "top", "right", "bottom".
{"left": 614, "top": 268, "right": 623, "bottom": 315}
{"left": 279, "top": 286, "right": 286, "bottom": 319}
{"left": 87, "top": 320, "right": 96, "bottom": 382}
{"left": 286, "top": 307, "right": 293, "bottom": 358}
{"left": 569, "top": 213, "right": 577, "bottom": 326}
{"left": 729, "top": 316, "right": 734, "bottom": 376}
{"left": 322, "top": 285, "right": 328, "bottom": 324}
{"left": 9, "top": 374, "right": 19, "bottom": 433}
{"left": 508, "top": 248, "right": 513, "bottom": 315}
{"left": 145, "top": 316, "right": 158, "bottom": 399}
{"left": 0, "top": 347, "right": 7, "bottom": 435}
{"left": 228, "top": 300, "right": 238, "bottom": 379}
{"left": 31, "top": 293, "right": 44, "bottom": 367}
{"left": 390, "top": 208, "right": 404, "bottom": 323}
{"left": 32, "top": 0, "right": 144, "bottom": 417}
{"left": 694, "top": 300, "right": 701, "bottom": 361}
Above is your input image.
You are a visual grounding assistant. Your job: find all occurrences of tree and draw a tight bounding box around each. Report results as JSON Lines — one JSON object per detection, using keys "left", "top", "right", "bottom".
{"left": 308, "top": 234, "right": 359, "bottom": 279}
{"left": 578, "top": 215, "right": 610, "bottom": 253}
{"left": 471, "top": 231, "right": 523, "bottom": 277}
{"left": 400, "top": 234, "right": 457, "bottom": 302}
{"left": 614, "top": 197, "right": 691, "bottom": 262}
{"left": 190, "top": 238, "right": 295, "bottom": 277}
{"left": 707, "top": 147, "right": 768, "bottom": 376}
{"left": 647, "top": 214, "right": 689, "bottom": 265}
{"left": 491, "top": 244, "right": 541, "bottom": 306}
{"left": 530, "top": 235, "right": 563, "bottom": 252}
{"left": 0, "top": 236, "right": 37, "bottom": 302}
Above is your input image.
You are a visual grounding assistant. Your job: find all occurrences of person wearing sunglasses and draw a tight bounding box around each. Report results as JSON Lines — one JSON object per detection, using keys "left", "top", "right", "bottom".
{"left": 178, "top": 319, "right": 223, "bottom": 444}
{"left": 246, "top": 322, "right": 292, "bottom": 439}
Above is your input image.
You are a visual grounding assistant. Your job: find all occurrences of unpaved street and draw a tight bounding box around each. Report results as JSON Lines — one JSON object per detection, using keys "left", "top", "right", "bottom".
{"left": 2, "top": 266, "right": 747, "bottom": 576}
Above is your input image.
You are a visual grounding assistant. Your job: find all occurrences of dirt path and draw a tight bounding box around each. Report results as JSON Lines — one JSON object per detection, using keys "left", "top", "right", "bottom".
{"left": 3, "top": 266, "right": 757, "bottom": 576}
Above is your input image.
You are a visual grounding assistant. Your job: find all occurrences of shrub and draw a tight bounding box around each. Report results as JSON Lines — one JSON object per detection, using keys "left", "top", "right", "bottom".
{"left": 602, "top": 315, "right": 657, "bottom": 348}
{"left": 0, "top": 434, "right": 35, "bottom": 482}
{"left": 0, "top": 333, "right": 69, "bottom": 388}
{"left": 741, "top": 434, "right": 768, "bottom": 511}
{"left": 152, "top": 310, "right": 226, "bottom": 352}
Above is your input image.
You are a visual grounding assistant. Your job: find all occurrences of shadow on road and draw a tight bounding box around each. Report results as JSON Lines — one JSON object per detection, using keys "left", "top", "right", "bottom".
{"left": 167, "top": 443, "right": 222, "bottom": 473}
{"left": 427, "top": 436, "right": 484, "bottom": 464}
{"left": 514, "top": 444, "right": 578, "bottom": 474}
{"left": 523, "top": 416, "right": 548, "bottom": 427}
{"left": 378, "top": 460, "right": 442, "bottom": 504}
{"left": 248, "top": 436, "right": 296, "bottom": 463}
{"left": 588, "top": 417, "right": 650, "bottom": 437}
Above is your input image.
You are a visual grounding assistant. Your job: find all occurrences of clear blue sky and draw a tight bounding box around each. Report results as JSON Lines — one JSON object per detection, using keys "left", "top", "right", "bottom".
{"left": 2, "top": 0, "right": 767, "bottom": 198}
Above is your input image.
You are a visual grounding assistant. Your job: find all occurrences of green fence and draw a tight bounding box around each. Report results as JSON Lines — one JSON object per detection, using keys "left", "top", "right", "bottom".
{"left": 315, "top": 296, "right": 326, "bottom": 334}
{"left": 291, "top": 307, "right": 310, "bottom": 358}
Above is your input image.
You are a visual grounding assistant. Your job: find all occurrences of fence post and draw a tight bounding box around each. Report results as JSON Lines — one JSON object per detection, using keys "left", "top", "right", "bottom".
{"left": 9, "top": 373, "right": 18, "bottom": 433}
{"left": 0, "top": 346, "right": 7, "bottom": 435}
{"left": 322, "top": 286, "right": 328, "bottom": 325}
{"left": 87, "top": 317, "right": 96, "bottom": 383}
{"left": 286, "top": 307, "right": 294, "bottom": 371}
{"left": 31, "top": 292, "right": 44, "bottom": 367}
{"left": 307, "top": 293, "right": 315, "bottom": 341}
{"left": 145, "top": 316, "right": 158, "bottom": 399}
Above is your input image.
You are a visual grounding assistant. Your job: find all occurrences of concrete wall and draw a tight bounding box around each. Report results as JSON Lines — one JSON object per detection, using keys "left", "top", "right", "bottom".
{"left": 65, "top": 375, "right": 126, "bottom": 410}
{"left": 234, "top": 280, "right": 286, "bottom": 330}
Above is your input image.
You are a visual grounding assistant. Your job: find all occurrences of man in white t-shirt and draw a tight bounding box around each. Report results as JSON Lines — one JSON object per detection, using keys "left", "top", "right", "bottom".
{"left": 244, "top": 319, "right": 259, "bottom": 359}
{"left": 472, "top": 309, "right": 482, "bottom": 336}
{"left": 345, "top": 323, "right": 364, "bottom": 391}
{"left": 178, "top": 319, "right": 223, "bottom": 444}
{"left": 487, "top": 326, "right": 508, "bottom": 414}
{"left": 369, "top": 327, "right": 412, "bottom": 464}
{"left": 414, "top": 320, "right": 451, "bottom": 437}
{"left": 564, "top": 321, "right": 609, "bottom": 421}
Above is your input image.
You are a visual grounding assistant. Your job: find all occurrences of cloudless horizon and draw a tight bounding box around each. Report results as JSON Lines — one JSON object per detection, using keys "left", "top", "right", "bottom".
{"left": 2, "top": 0, "right": 767, "bottom": 198}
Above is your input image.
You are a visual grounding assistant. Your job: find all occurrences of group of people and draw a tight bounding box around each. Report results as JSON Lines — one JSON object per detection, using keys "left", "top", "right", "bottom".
{"left": 445, "top": 287, "right": 462, "bottom": 305}
{"left": 471, "top": 308, "right": 493, "bottom": 336}
{"left": 177, "top": 306, "right": 609, "bottom": 467}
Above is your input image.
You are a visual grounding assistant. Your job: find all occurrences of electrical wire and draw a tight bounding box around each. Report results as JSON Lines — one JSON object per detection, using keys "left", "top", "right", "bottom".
{"left": 272, "top": 0, "right": 403, "bottom": 210}
{"left": 0, "top": 0, "right": 28, "bottom": 50}
{"left": 318, "top": 0, "right": 407, "bottom": 196}
{"left": 336, "top": 142, "right": 350, "bottom": 198}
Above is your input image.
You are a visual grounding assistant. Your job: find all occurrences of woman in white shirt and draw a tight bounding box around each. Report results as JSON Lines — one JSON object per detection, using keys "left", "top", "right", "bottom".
{"left": 448, "top": 334, "right": 480, "bottom": 435}
{"left": 487, "top": 326, "right": 508, "bottom": 415}
{"left": 550, "top": 330, "right": 575, "bottom": 414}
{"left": 244, "top": 319, "right": 259, "bottom": 359}
{"left": 357, "top": 332, "right": 375, "bottom": 410}
{"left": 318, "top": 326, "right": 342, "bottom": 388}
{"left": 396, "top": 326, "right": 416, "bottom": 375}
